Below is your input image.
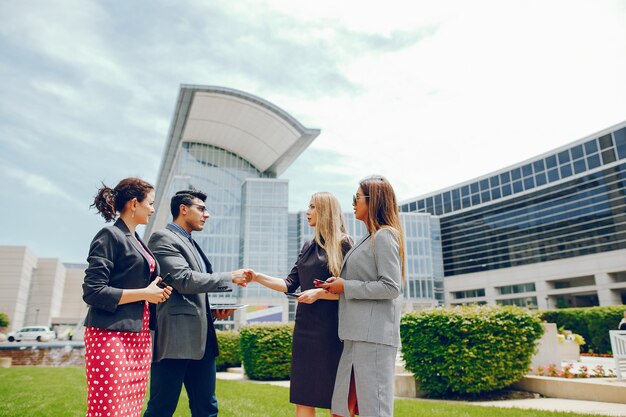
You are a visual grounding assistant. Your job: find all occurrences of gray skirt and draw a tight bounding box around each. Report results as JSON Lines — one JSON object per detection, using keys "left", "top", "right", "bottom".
{"left": 331, "top": 340, "right": 397, "bottom": 417}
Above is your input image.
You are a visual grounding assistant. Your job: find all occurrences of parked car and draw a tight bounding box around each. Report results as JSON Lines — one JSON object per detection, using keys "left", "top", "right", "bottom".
{"left": 7, "top": 326, "right": 56, "bottom": 342}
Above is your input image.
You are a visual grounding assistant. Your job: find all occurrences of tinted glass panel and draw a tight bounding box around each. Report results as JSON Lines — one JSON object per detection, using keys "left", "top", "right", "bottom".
{"left": 584, "top": 139, "right": 598, "bottom": 155}
{"left": 470, "top": 182, "right": 479, "bottom": 193}
{"left": 602, "top": 149, "right": 616, "bottom": 164}
{"left": 599, "top": 134, "right": 613, "bottom": 149}
{"left": 558, "top": 150, "right": 570, "bottom": 164}
{"left": 559, "top": 164, "right": 572, "bottom": 178}
{"left": 512, "top": 180, "right": 523, "bottom": 193}
{"left": 533, "top": 160, "right": 545, "bottom": 172}
{"left": 490, "top": 176, "right": 500, "bottom": 187}
{"left": 547, "top": 168, "right": 560, "bottom": 182}
{"left": 571, "top": 145, "right": 584, "bottom": 160}
{"left": 523, "top": 177, "right": 534, "bottom": 189}
{"left": 588, "top": 154, "right": 601, "bottom": 169}
{"left": 511, "top": 168, "right": 521, "bottom": 181}
{"left": 522, "top": 164, "right": 533, "bottom": 177}
{"left": 573, "top": 159, "right": 586, "bottom": 174}
{"left": 615, "top": 128, "right": 626, "bottom": 159}
{"left": 500, "top": 172, "right": 511, "bottom": 183}
{"left": 535, "top": 172, "right": 547, "bottom": 186}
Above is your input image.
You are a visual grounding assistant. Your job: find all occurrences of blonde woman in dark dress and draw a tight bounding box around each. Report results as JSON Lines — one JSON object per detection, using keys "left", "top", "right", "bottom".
{"left": 246, "top": 192, "right": 352, "bottom": 417}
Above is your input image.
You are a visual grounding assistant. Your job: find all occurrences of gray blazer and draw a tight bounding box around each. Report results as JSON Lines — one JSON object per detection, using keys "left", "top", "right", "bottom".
{"left": 337, "top": 227, "right": 403, "bottom": 347}
{"left": 148, "top": 224, "right": 232, "bottom": 362}
{"left": 83, "top": 218, "right": 160, "bottom": 332}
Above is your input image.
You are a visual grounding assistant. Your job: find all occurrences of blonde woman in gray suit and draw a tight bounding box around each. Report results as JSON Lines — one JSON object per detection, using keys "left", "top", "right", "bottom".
{"left": 322, "top": 175, "right": 405, "bottom": 417}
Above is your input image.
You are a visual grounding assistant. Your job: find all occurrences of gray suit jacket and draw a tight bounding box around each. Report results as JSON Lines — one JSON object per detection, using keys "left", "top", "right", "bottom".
{"left": 148, "top": 224, "right": 232, "bottom": 362}
{"left": 338, "top": 227, "right": 403, "bottom": 347}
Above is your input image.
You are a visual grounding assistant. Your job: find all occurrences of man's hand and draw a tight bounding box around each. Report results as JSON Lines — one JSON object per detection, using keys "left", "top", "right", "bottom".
{"left": 214, "top": 308, "right": 235, "bottom": 320}
{"left": 231, "top": 269, "right": 248, "bottom": 287}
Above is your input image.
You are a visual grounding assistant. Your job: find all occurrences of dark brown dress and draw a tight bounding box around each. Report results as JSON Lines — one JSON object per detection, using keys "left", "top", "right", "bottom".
{"left": 284, "top": 238, "right": 352, "bottom": 409}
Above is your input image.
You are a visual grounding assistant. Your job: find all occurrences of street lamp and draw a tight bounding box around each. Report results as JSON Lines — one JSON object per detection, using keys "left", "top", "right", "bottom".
{"left": 35, "top": 308, "right": 40, "bottom": 324}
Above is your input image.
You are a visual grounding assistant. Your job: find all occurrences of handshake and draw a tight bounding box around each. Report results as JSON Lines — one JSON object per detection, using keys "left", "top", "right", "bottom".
{"left": 230, "top": 269, "right": 257, "bottom": 287}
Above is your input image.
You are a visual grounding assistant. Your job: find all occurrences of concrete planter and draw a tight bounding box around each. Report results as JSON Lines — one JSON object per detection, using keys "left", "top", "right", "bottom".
{"left": 559, "top": 339, "right": 581, "bottom": 362}
{"left": 513, "top": 375, "right": 626, "bottom": 404}
{"left": 0, "top": 357, "right": 12, "bottom": 368}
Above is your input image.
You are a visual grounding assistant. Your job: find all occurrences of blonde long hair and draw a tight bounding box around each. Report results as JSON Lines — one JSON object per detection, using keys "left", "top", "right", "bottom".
{"left": 312, "top": 192, "right": 348, "bottom": 277}
{"left": 359, "top": 175, "right": 406, "bottom": 280}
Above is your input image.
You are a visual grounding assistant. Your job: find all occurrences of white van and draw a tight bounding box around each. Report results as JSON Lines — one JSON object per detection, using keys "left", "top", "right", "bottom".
{"left": 7, "top": 326, "right": 56, "bottom": 342}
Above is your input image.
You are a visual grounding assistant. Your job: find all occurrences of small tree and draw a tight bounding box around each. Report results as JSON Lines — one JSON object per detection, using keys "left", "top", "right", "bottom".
{"left": 0, "top": 312, "right": 9, "bottom": 329}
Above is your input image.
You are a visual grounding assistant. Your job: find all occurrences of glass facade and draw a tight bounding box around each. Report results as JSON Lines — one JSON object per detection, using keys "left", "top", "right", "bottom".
{"left": 165, "top": 142, "right": 273, "bottom": 300}
{"left": 401, "top": 124, "right": 626, "bottom": 277}
{"left": 240, "top": 179, "right": 289, "bottom": 298}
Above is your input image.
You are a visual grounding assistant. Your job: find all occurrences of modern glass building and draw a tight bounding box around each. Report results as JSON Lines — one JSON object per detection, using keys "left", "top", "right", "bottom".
{"left": 401, "top": 120, "right": 626, "bottom": 309}
{"left": 146, "top": 85, "right": 444, "bottom": 326}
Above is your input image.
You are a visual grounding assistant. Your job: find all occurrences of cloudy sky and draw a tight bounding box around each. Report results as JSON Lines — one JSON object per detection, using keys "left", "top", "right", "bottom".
{"left": 1, "top": 0, "right": 626, "bottom": 263}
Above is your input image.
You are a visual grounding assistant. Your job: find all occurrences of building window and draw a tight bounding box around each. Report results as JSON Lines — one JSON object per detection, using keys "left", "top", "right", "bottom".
{"left": 453, "top": 288, "right": 486, "bottom": 299}
{"left": 497, "top": 283, "right": 536, "bottom": 295}
{"left": 496, "top": 297, "right": 537, "bottom": 309}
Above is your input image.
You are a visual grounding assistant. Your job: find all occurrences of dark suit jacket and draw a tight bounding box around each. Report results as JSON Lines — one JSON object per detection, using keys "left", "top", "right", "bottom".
{"left": 82, "top": 218, "right": 160, "bottom": 332}
{"left": 148, "top": 224, "right": 232, "bottom": 362}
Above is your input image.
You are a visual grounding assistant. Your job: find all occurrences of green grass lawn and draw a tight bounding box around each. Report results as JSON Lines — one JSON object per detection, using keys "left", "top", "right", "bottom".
{"left": 0, "top": 367, "right": 603, "bottom": 417}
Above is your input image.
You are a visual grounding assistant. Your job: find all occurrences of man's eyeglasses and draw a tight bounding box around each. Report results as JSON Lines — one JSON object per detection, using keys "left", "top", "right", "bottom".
{"left": 352, "top": 194, "right": 369, "bottom": 206}
{"left": 190, "top": 204, "right": 209, "bottom": 213}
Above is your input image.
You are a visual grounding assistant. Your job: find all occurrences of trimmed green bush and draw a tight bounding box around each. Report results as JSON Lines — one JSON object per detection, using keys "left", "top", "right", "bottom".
{"left": 400, "top": 305, "right": 543, "bottom": 397}
{"left": 540, "top": 305, "right": 626, "bottom": 354}
{"left": 0, "top": 312, "right": 9, "bottom": 329}
{"left": 240, "top": 323, "right": 293, "bottom": 381}
{"left": 216, "top": 330, "right": 241, "bottom": 371}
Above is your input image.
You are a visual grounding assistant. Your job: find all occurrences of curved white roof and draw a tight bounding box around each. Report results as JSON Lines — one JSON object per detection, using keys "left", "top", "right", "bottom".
{"left": 157, "top": 85, "right": 319, "bottom": 182}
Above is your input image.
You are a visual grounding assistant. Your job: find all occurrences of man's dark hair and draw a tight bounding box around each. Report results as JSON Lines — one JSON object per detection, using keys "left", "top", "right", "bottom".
{"left": 170, "top": 189, "right": 208, "bottom": 219}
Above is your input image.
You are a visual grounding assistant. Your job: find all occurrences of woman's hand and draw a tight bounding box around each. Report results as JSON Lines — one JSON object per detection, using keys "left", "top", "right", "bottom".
{"left": 296, "top": 288, "right": 323, "bottom": 304}
{"left": 321, "top": 277, "right": 345, "bottom": 294}
{"left": 146, "top": 277, "right": 171, "bottom": 304}
{"left": 244, "top": 269, "right": 257, "bottom": 283}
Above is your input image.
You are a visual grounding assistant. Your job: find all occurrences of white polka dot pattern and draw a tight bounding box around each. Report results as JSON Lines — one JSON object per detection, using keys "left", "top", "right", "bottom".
{"left": 84, "top": 302, "right": 152, "bottom": 417}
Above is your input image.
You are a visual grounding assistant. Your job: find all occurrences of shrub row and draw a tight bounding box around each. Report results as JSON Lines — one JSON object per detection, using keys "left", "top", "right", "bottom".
{"left": 240, "top": 323, "right": 293, "bottom": 381}
{"left": 400, "top": 305, "right": 543, "bottom": 397}
{"left": 539, "top": 305, "right": 626, "bottom": 354}
{"left": 215, "top": 330, "right": 241, "bottom": 371}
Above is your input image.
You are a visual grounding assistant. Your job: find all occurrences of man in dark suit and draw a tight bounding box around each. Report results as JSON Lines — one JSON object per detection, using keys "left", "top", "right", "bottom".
{"left": 144, "top": 190, "right": 248, "bottom": 417}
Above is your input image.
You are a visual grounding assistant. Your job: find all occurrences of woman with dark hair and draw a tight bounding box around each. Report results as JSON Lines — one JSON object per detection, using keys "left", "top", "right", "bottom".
{"left": 83, "top": 177, "right": 171, "bottom": 417}
{"left": 322, "top": 175, "right": 405, "bottom": 417}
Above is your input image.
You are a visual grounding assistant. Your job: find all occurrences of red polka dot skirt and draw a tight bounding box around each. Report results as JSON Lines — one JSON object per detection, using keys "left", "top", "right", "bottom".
{"left": 84, "top": 302, "right": 152, "bottom": 417}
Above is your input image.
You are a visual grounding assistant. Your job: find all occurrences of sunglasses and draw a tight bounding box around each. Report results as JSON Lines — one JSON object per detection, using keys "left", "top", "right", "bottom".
{"left": 352, "top": 194, "right": 369, "bottom": 205}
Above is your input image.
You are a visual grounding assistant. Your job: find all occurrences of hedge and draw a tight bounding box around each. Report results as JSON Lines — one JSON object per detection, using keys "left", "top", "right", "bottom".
{"left": 216, "top": 330, "right": 241, "bottom": 371}
{"left": 400, "top": 305, "right": 543, "bottom": 397}
{"left": 239, "top": 323, "right": 293, "bottom": 380}
{"left": 539, "top": 305, "right": 626, "bottom": 354}
{"left": 0, "top": 312, "right": 8, "bottom": 329}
